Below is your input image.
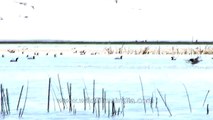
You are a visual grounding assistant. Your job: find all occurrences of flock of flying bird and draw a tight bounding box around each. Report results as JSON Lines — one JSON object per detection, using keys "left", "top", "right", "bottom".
{"left": 0, "top": 0, "right": 120, "bottom": 21}
{"left": 0, "top": 1, "right": 35, "bottom": 21}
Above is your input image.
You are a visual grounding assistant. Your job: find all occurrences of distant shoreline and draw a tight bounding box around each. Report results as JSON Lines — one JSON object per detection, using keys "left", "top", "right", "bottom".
{"left": 0, "top": 40, "right": 213, "bottom": 45}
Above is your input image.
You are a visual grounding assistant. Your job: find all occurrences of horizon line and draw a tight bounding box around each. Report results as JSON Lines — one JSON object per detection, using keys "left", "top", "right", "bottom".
{"left": 0, "top": 40, "right": 213, "bottom": 44}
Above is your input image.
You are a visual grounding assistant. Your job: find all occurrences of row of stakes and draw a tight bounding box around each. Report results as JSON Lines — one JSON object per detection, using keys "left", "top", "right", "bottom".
{"left": 0, "top": 75, "right": 211, "bottom": 119}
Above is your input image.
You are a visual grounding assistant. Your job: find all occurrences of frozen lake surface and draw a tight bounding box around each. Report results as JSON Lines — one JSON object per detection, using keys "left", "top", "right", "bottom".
{"left": 0, "top": 44, "right": 213, "bottom": 119}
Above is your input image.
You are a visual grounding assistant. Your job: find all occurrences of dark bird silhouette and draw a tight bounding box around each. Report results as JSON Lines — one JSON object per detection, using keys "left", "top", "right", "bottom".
{"left": 115, "top": 55, "right": 122, "bottom": 60}
{"left": 27, "top": 56, "right": 35, "bottom": 59}
{"left": 115, "top": 0, "right": 118, "bottom": 4}
{"left": 0, "top": 17, "right": 3, "bottom": 20}
{"left": 10, "top": 57, "right": 18, "bottom": 62}
{"left": 171, "top": 56, "right": 176, "bottom": 60}
{"left": 31, "top": 5, "right": 35, "bottom": 9}
{"left": 187, "top": 56, "right": 202, "bottom": 65}
{"left": 18, "top": 2, "right": 27, "bottom": 6}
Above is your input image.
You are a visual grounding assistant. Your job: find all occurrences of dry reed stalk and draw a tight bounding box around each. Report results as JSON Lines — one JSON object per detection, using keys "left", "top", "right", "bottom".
{"left": 139, "top": 75, "right": 146, "bottom": 114}
{"left": 203, "top": 90, "right": 210, "bottom": 107}
{"left": 1, "top": 84, "right": 4, "bottom": 114}
{"left": 83, "top": 88, "right": 86, "bottom": 111}
{"left": 207, "top": 104, "right": 209, "bottom": 115}
{"left": 102, "top": 88, "right": 104, "bottom": 110}
{"left": 155, "top": 97, "right": 159, "bottom": 116}
{"left": 157, "top": 89, "right": 172, "bottom": 116}
{"left": 182, "top": 84, "right": 192, "bottom": 113}
{"left": 47, "top": 78, "right": 51, "bottom": 112}
{"left": 51, "top": 83, "right": 62, "bottom": 112}
{"left": 150, "top": 93, "right": 154, "bottom": 113}
{"left": 104, "top": 91, "right": 107, "bottom": 114}
{"left": 112, "top": 100, "right": 116, "bottom": 116}
{"left": 121, "top": 97, "right": 125, "bottom": 117}
{"left": 98, "top": 98, "right": 100, "bottom": 118}
{"left": 5, "top": 88, "right": 10, "bottom": 114}
{"left": 82, "top": 79, "right": 91, "bottom": 109}
{"left": 117, "top": 107, "right": 120, "bottom": 116}
{"left": 2, "top": 89, "right": 8, "bottom": 115}
{"left": 17, "top": 85, "right": 24, "bottom": 111}
{"left": 67, "top": 83, "right": 72, "bottom": 112}
{"left": 93, "top": 80, "right": 95, "bottom": 114}
{"left": 108, "top": 100, "right": 110, "bottom": 118}
{"left": 57, "top": 74, "right": 65, "bottom": 110}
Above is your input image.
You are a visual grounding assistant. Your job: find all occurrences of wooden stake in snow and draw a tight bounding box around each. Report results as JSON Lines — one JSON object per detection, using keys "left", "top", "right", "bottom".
{"left": 203, "top": 90, "right": 210, "bottom": 107}
{"left": 139, "top": 75, "right": 146, "bottom": 114}
{"left": 182, "top": 84, "right": 192, "bottom": 113}
{"left": 157, "top": 89, "right": 172, "bottom": 116}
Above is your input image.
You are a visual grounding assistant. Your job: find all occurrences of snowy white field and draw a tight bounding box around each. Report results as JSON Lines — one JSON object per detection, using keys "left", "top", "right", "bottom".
{"left": 0, "top": 44, "right": 213, "bottom": 120}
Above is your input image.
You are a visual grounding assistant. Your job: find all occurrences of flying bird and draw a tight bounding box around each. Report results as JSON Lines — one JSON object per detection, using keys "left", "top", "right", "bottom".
{"left": 115, "top": 0, "right": 118, "bottom": 4}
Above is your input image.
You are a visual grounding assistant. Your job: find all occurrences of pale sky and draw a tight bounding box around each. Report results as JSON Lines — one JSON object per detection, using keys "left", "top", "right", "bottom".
{"left": 0, "top": 0, "right": 213, "bottom": 41}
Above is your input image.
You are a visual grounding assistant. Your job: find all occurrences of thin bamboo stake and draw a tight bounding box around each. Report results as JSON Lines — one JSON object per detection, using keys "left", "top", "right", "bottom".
{"left": 157, "top": 89, "right": 172, "bottom": 116}
{"left": 182, "top": 84, "right": 192, "bottom": 113}
{"left": 47, "top": 78, "right": 51, "bottom": 112}
{"left": 58, "top": 74, "right": 65, "bottom": 110}
{"left": 139, "top": 75, "right": 146, "bottom": 114}
{"left": 203, "top": 90, "right": 210, "bottom": 107}
{"left": 17, "top": 85, "right": 24, "bottom": 111}
{"left": 93, "top": 80, "right": 95, "bottom": 114}
{"left": 20, "top": 81, "right": 29, "bottom": 117}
